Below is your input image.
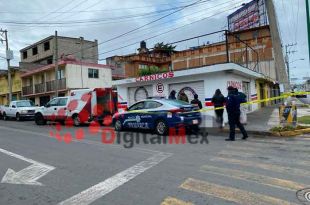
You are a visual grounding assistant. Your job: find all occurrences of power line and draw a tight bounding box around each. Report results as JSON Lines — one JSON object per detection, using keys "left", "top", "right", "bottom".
{"left": 10, "top": 0, "right": 80, "bottom": 32}
{"left": 96, "top": 0, "right": 240, "bottom": 52}
{"left": 62, "top": 0, "right": 205, "bottom": 59}
{"left": 1, "top": 7, "right": 187, "bottom": 25}
{"left": 0, "top": 0, "right": 197, "bottom": 14}
{"left": 96, "top": 5, "right": 241, "bottom": 60}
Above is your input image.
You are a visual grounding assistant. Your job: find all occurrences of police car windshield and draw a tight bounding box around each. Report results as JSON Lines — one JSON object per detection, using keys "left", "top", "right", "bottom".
{"left": 163, "top": 99, "right": 190, "bottom": 107}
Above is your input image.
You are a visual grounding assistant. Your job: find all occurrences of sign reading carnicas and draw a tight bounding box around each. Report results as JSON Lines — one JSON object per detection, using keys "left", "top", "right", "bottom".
{"left": 136, "top": 72, "right": 174, "bottom": 82}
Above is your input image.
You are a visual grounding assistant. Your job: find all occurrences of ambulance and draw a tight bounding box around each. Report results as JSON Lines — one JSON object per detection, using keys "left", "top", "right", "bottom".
{"left": 34, "top": 88, "right": 117, "bottom": 126}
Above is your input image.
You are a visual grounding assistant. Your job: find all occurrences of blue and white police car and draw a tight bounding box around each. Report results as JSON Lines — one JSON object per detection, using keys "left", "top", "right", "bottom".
{"left": 112, "top": 99, "right": 202, "bottom": 135}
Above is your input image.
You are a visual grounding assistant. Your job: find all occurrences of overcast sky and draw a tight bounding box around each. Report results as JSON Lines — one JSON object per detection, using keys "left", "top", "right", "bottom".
{"left": 0, "top": 0, "right": 309, "bottom": 83}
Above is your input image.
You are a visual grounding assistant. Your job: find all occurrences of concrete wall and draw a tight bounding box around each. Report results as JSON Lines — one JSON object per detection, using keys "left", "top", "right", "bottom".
{"left": 20, "top": 37, "right": 98, "bottom": 64}
{"left": 66, "top": 64, "right": 112, "bottom": 89}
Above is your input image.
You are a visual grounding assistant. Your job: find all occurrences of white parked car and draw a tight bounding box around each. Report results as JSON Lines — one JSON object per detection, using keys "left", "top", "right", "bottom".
{"left": 2, "top": 100, "right": 37, "bottom": 121}
{"left": 35, "top": 88, "right": 117, "bottom": 126}
{"left": 0, "top": 105, "right": 4, "bottom": 119}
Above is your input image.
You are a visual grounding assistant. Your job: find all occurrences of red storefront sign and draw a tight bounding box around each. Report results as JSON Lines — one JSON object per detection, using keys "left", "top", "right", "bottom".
{"left": 136, "top": 72, "right": 174, "bottom": 82}
{"left": 227, "top": 81, "right": 242, "bottom": 90}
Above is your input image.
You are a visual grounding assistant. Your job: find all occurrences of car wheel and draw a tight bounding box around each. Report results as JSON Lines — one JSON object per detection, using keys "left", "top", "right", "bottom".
{"left": 114, "top": 120, "right": 122, "bottom": 131}
{"left": 3, "top": 113, "right": 8, "bottom": 121}
{"left": 72, "top": 115, "right": 81, "bottom": 127}
{"left": 155, "top": 120, "right": 168, "bottom": 135}
{"left": 16, "top": 113, "right": 21, "bottom": 121}
{"left": 35, "top": 113, "right": 46, "bottom": 125}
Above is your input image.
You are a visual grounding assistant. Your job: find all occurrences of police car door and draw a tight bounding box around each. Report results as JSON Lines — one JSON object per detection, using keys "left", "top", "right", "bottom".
{"left": 143, "top": 100, "right": 163, "bottom": 130}
{"left": 124, "top": 101, "right": 145, "bottom": 129}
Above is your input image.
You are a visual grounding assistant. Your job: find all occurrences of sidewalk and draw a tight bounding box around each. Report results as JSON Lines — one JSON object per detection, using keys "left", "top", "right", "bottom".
{"left": 205, "top": 104, "right": 309, "bottom": 137}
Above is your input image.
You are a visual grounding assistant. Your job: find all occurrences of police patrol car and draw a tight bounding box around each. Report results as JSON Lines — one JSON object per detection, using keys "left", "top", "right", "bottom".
{"left": 112, "top": 98, "right": 201, "bottom": 135}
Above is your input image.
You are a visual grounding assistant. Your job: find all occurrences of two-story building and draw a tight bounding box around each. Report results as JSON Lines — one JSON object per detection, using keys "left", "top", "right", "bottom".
{"left": 21, "top": 58, "right": 112, "bottom": 106}
{"left": 19, "top": 35, "right": 111, "bottom": 106}
{"left": 20, "top": 35, "right": 98, "bottom": 68}
{"left": 0, "top": 67, "right": 23, "bottom": 105}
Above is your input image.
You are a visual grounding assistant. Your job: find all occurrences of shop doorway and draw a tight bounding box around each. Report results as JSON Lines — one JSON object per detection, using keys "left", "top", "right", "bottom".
{"left": 169, "top": 81, "right": 204, "bottom": 103}
{"left": 128, "top": 85, "right": 152, "bottom": 106}
{"left": 242, "top": 82, "right": 251, "bottom": 111}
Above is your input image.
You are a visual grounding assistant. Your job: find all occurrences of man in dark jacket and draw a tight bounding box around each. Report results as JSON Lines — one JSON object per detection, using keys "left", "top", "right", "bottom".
{"left": 169, "top": 90, "right": 176, "bottom": 100}
{"left": 226, "top": 86, "right": 248, "bottom": 141}
{"left": 191, "top": 94, "right": 203, "bottom": 109}
{"left": 212, "top": 89, "right": 225, "bottom": 128}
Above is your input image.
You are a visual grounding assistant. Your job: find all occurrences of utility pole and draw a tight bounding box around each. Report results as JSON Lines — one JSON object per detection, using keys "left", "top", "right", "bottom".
{"left": 285, "top": 43, "right": 297, "bottom": 87}
{"left": 306, "top": 0, "right": 310, "bottom": 63}
{"left": 265, "top": 0, "right": 290, "bottom": 91}
{"left": 54, "top": 31, "right": 59, "bottom": 97}
{"left": 80, "top": 37, "right": 84, "bottom": 88}
{"left": 0, "top": 29, "right": 12, "bottom": 103}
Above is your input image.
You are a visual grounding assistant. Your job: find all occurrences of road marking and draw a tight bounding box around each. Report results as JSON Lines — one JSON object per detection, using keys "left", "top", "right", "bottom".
{"left": 236, "top": 142, "right": 310, "bottom": 153}
{"left": 200, "top": 165, "right": 307, "bottom": 191}
{"left": 211, "top": 157, "right": 310, "bottom": 177}
{"left": 248, "top": 139, "right": 310, "bottom": 146}
{"left": 58, "top": 152, "right": 172, "bottom": 205}
{"left": 219, "top": 150, "right": 310, "bottom": 168}
{"left": 161, "top": 197, "right": 194, "bottom": 205}
{"left": 180, "top": 178, "right": 298, "bottom": 205}
{"left": 227, "top": 145, "right": 310, "bottom": 155}
{"left": 228, "top": 142, "right": 310, "bottom": 153}
{"left": 0, "top": 125, "right": 166, "bottom": 155}
{"left": 0, "top": 148, "right": 55, "bottom": 186}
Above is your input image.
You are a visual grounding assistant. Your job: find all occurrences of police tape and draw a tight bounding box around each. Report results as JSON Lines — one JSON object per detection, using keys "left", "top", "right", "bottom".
{"left": 204, "top": 91, "right": 310, "bottom": 112}
{"left": 124, "top": 92, "right": 310, "bottom": 114}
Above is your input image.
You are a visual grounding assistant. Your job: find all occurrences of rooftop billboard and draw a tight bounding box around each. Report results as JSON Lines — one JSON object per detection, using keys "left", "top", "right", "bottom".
{"left": 228, "top": 0, "right": 268, "bottom": 32}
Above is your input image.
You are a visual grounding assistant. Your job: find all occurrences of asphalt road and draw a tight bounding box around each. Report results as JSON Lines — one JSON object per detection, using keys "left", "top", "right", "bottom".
{"left": 0, "top": 120, "right": 309, "bottom": 205}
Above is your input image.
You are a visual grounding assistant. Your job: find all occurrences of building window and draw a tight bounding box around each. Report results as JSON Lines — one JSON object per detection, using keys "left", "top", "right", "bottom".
{"left": 32, "top": 47, "right": 38, "bottom": 55}
{"left": 47, "top": 58, "right": 53, "bottom": 64}
{"left": 138, "top": 64, "right": 148, "bottom": 70}
{"left": 23, "top": 51, "right": 27, "bottom": 59}
{"left": 88, "top": 68, "right": 99, "bottom": 78}
{"left": 44, "top": 41, "right": 50, "bottom": 51}
{"left": 57, "top": 69, "right": 64, "bottom": 80}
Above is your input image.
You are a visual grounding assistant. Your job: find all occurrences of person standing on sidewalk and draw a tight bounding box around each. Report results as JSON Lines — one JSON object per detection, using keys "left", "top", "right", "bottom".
{"left": 178, "top": 90, "right": 189, "bottom": 103}
{"left": 169, "top": 90, "right": 177, "bottom": 100}
{"left": 191, "top": 94, "right": 203, "bottom": 109}
{"left": 225, "top": 86, "right": 248, "bottom": 141}
{"left": 212, "top": 89, "right": 225, "bottom": 128}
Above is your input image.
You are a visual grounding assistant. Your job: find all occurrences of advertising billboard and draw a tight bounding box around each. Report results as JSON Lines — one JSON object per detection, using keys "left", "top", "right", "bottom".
{"left": 228, "top": 0, "right": 268, "bottom": 32}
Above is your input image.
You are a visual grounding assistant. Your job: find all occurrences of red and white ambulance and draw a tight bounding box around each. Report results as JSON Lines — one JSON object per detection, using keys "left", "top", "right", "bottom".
{"left": 34, "top": 88, "right": 117, "bottom": 126}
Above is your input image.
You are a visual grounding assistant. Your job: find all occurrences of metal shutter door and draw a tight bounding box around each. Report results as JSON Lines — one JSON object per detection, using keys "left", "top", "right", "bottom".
{"left": 169, "top": 81, "right": 204, "bottom": 104}
{"left": 128, "top": 85, "right": 152, "bottom": 106}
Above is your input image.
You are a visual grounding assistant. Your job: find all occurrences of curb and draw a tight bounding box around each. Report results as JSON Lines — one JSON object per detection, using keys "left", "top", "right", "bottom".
{"left": 270, "top": 128, "right": 310, "bottom": 137}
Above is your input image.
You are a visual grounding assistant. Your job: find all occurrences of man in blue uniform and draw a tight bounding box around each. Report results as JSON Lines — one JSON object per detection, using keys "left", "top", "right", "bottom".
{"left": 225, "top": 86, "right": 248, "bottom": 141}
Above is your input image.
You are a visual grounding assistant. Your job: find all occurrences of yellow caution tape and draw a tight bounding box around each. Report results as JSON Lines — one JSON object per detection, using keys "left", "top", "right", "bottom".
{"left": 124, "top": 92, "right": 310, "bottom": 114}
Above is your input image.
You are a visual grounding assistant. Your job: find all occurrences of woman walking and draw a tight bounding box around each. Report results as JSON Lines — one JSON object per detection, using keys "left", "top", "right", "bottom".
{"left": 212, "top": 89, "right": 225, "bottom": 129}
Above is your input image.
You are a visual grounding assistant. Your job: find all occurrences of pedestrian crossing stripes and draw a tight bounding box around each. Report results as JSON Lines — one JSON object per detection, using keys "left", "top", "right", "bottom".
{"left": 160, "top": 138, "right": 310, "bottom": 205}
{"left": 247, "top": 138, "right": 310, "bottom": 146}
{"left": 200, "top": 165, "right": 307, "bottom": 191}
{"left": 218, "top": 150, "right": 310, "bottom": 168}
{"left": 226, "top": 144, "right": 310, "bottom": 158}
{"left": 160, "top": 197, "right": 194, "bottom": 205}
{"left": 228, "top": 142, "right": 310, "bottom": 153}
{"left": 211, "top": 157, "right": 310, "bottom": 177}
{"left": 180, "top": 178, "right": 298, "bottom": 205}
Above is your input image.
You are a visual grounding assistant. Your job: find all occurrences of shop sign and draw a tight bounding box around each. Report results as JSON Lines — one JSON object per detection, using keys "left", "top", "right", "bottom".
{"left": 136, "top": 72, "right": 174, "bottom": 82}
{"left": 156, "top": 83, "right": 164, "bottom": 94}
{"left": 227, "top": 81, "right": 242, "bottom": 90}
